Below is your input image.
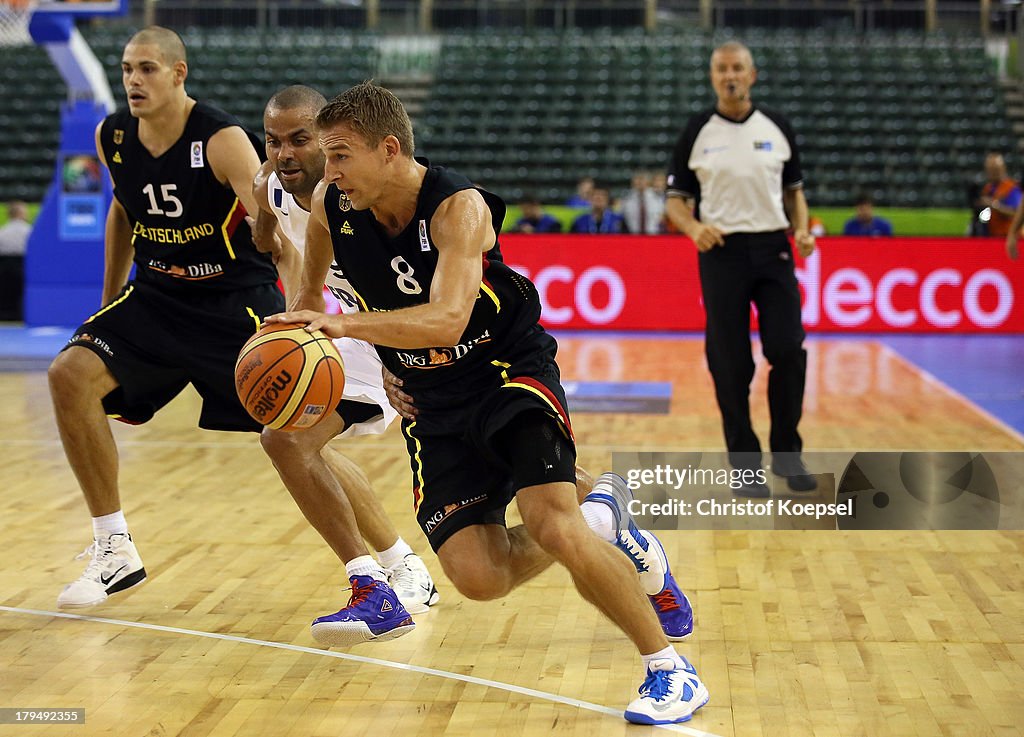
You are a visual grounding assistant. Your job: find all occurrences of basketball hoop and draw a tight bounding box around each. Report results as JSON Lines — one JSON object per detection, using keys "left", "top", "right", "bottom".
{"left": 0, "top": 0, "right": 36, "bottom": 46}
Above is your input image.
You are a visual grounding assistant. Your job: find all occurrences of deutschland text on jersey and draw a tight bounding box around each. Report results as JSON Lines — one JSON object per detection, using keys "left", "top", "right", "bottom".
{"left": 99, "top": 102, "right": 278, "bottom": 292}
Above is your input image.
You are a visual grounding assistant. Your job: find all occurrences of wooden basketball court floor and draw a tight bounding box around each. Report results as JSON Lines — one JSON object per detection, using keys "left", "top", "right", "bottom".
{"left": 1, "top": 334, "right": 1021, "bottom": 737}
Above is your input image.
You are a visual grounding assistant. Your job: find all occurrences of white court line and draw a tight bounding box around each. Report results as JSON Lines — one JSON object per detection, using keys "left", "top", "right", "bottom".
{"left": 877, "top": 343, "right": 1024, "bottom": 446}
{"left": 0, "top": 606, "right": 722, "bottom": 737}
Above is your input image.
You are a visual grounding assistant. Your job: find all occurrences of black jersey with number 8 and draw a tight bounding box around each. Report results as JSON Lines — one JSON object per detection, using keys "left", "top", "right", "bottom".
{"left": 324, "top": 159, "right": 551, "bottom": 408}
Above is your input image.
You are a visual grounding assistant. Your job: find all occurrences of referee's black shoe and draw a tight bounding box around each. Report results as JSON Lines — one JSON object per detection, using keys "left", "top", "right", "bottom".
{"left": 733, "top": 479, "right": 771, "bottom": 498}
{"left": 771, "top": 456, "right": 818, "bottom": 492}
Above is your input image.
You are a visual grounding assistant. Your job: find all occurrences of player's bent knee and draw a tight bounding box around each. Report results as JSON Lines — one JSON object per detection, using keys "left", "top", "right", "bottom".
{"left": 525, "top": 511, "right": 584, "bottom": 563}
{"left": 259, "top": 426, "right": 301, "bottom": 459}
{"left": 437, "top": 549, "right": 511, "bottom": 601}
{"left": 447, "top": 568, "right": 510, "bottom": 601}
{"left": 48, "top": 347, "right": 112, "bottom": 402}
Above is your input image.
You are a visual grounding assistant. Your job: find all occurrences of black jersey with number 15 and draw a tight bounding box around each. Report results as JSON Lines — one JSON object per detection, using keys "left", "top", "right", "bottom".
{"left": 324, "top": 159, "right": 552, "bottom": 407}
{"left": 98, "top": 101, "right": 278, "bottom": 294}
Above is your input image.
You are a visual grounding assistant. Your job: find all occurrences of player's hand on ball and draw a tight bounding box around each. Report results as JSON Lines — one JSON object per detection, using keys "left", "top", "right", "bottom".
{"left": 263, "top": 311, "right": 347, "bottom": 338}
{"left": 383, "top": 366, "right": 418, "bottom": 419}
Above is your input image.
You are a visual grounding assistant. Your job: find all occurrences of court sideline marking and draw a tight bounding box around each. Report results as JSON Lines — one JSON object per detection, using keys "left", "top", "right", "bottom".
{"left": 0, "top": 605, "right": 724, "bottom": 737}
{"left": 878, "top": 343, "right": 1024, "bottom": 446}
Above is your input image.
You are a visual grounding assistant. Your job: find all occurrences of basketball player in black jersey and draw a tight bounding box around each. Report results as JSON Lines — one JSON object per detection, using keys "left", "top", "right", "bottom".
{"left": 47, "top": 30, "right": 415, "bottom": 646}
{"left": 266, "top": 82, "right": 709, "bottom": 724}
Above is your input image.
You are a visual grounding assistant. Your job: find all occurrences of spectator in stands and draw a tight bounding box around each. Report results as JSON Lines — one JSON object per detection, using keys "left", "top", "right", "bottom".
{"left": 510, "top": 195, "right": 562, "bottom": 233}
{"left": 842, "top": 194, "right": 893, "bottom": 236}
{"left": 650, "top": 172, "right": 671, "bottom": 232}
{"left": 620, "top": 170, "right": 665, "bottom": 235}
{"left": 1002, "top": 185, "right": 1024, "bottom": 259}
{"left": 976, "top": 152, "right": 1021, "bottom": 238}
{"left": 0, "top": 200, "right": 31, "bottom": 321}
{"left": 566, "top": 176, "right": 594, "bottom": 207}
{"left": 664, "top": 40, "right": 817, "bottom": 498}
{"left": 570, "top": 185, "right": 626, "bottom": 234}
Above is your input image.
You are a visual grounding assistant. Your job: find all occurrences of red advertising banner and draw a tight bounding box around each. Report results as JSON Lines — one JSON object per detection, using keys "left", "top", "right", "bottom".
{"left": 500, "top": 235, "right": 1024, "bottom": 333}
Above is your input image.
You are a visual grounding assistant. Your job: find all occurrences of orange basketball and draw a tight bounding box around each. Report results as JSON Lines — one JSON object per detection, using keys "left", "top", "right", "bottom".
{"left": 235, "top": 323, "right": 345, "bottom": 431}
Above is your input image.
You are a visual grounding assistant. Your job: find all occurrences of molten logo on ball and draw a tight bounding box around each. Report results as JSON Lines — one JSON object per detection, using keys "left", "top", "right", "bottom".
{"left": 234, "top": 323, "right": 346, "bottom": 431}
{"left": 251, "top": 369, "right": 294, "bottom": 420}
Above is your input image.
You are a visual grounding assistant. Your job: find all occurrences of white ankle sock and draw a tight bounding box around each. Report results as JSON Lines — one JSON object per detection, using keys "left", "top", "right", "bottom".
{"left": 377, "top": 538, "right": 414, "bottom": 569}
{"left": 580, "top": 500, "right": 616, "bottom": 542}
{"left": 92, "top": 511, "right": 128, "bottom": 538}
{"left": 641, "top": 645, "right": 685, "bottom": 672}
{"left": 345, "top": 555, "right": 386, "bottom": 583}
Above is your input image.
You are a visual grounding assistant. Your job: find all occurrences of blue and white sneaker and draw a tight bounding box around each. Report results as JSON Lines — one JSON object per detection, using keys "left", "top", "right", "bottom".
{"left": 624, "top": 657, "right": 710, "bottom": 725}
{"left": 585, "top": 473, "right": 694, "bottom": 640}
{"left": 310, "top": 575, "right": 415, "bottom": 647}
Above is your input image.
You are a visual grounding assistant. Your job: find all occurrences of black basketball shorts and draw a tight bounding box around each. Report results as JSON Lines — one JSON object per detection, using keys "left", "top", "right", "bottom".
{"left": 401, "top": 354, "right": 577, "bottom": 553}
{"left": 61, "top": 280, "right": 285, "bottom": 431}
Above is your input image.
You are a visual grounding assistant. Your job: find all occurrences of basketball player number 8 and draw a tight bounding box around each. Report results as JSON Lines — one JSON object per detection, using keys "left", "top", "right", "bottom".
{"left": 142, "top": 183, "right": 184, "bottom": 218}
{"left": 391, "top": 256, "right": 423, "bottom": 295}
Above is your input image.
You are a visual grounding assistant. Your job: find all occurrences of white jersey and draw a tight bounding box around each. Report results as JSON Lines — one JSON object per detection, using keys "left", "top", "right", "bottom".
{"left": 267, "top": 171, "right": 397, "bottom": 438}
{"left": 667, "top": 106, "right": 802, "bottom": 235}
{"left": 268, "top": 171, "right": 361, "bottom": 315}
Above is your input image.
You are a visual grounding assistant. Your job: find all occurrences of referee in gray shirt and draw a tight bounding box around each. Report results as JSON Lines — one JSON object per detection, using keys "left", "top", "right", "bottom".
{"left": 665, "top": 41, "right": 817, "bottom": 497}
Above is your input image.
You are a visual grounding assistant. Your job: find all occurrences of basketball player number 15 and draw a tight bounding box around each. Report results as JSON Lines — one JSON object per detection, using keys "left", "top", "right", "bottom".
{"left": 143, "top": 183, "right": 184, "bottom": 217}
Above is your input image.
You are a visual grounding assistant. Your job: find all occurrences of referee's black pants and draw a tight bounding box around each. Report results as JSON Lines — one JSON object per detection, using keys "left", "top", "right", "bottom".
{"left": 697, "top": 230, "right": 807, "bottom": 471}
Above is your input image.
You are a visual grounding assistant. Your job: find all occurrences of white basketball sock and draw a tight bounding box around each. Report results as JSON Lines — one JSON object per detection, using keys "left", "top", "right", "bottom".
{"left": 641, "top": 645, "right": 685, "bottom": 673}
{"left": 378, "top": 537, "right": 414, "bottom": 569}
{"left": 580, "top": 500, "right": 616, "bottom": 542}
{"left": 345, "top": 555, "right": 387, "bottom": 583}
{"left": 92, "top": 511, "right": 128, "bottom": 538}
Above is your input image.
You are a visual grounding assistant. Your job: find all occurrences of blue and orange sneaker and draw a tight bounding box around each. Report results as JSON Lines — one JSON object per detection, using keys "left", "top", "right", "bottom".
{"left": 310, "top": 575, "right": 416, "bottom": 647}
{"left": 585, "top": 473, "right": 694, "bottom": 640}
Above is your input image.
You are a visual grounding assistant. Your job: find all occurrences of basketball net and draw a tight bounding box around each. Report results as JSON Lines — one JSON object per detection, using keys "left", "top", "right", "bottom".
{"left": 0, "top": 0, "right": 37, "bottom": 47}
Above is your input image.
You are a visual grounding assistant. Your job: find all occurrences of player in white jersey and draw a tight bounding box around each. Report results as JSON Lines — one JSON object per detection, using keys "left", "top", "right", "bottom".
{"left": 250, "top": 85, "right": 439, "bottom": 624}
{"left": 264, "top": 168, "right": 396, "bottom": 437}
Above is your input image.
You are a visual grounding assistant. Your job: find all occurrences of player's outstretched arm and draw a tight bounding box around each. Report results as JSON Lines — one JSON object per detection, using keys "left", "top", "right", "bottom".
{"left": 95, "top": 121, "right": 133, "bottom": 305}
{"left": 266, "top": 189, "right": 490, "bottom": 348}
{"left": 248, "top": 160, "right": 301, "bottom": 298}
{"left": 248, "top": 160, "right": 284, "bottom": 262}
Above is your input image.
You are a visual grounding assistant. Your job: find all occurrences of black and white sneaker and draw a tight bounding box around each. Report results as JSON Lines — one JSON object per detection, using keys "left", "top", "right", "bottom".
{"left": 386, "top": 554, "right": 439, "bottom": 614}
{"left": 57, "top": 532, "right": 147, "bottom": 608}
